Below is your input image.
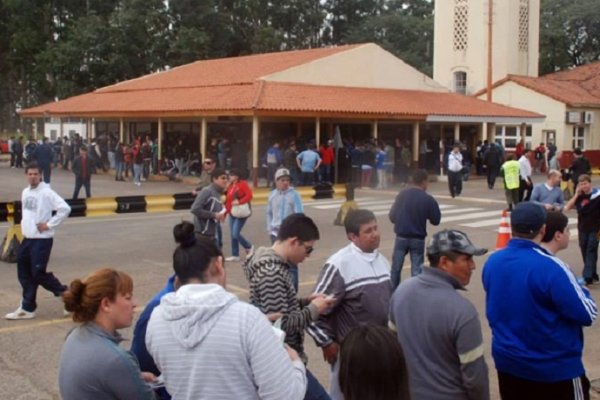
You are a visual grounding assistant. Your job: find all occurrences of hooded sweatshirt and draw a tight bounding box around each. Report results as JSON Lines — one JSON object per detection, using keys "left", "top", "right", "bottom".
{"left": 146, "top": 283, "right": 307, "bottom": 400}
{"left": 243, "top": 247, "right": 319, "bottom": 360}
{"left": 21, "top": 182, "right": 71, "bottom": 239}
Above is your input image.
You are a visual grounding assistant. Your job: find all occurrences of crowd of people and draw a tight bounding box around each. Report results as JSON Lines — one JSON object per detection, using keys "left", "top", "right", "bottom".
{"left": 3, "top": 133, "right": 600, "bottom": 399}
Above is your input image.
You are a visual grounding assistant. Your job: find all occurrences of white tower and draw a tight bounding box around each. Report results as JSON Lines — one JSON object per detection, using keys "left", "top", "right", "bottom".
{"left": 433, "top": 0, "right": 539, "bottom": 95}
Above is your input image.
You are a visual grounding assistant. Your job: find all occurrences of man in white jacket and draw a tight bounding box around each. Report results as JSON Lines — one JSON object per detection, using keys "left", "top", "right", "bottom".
{"left": 146, "top": 222, "right": 307, "bottom": 400}
{"left": 6, "top": 162, "right": 71, "bottom": 320}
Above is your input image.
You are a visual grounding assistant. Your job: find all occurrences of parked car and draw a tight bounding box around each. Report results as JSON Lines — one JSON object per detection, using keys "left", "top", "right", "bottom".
{"left": 0, "top": 140, "right": 9, "bottom": 154}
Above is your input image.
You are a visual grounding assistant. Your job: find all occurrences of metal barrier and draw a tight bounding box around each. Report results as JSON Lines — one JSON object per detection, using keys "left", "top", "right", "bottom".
{"left": 1, "top": 183, "right": 345, "bottom": 262}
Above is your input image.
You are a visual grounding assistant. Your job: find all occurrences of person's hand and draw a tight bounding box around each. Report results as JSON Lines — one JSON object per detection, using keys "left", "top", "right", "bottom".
{"left": 140, "top": 372, "right": 157, "bottom": 383}
{"left": 321, "top": 342, "right": 339, "bottom": 365}
{"left": 36, "top": 222, "right": 49, "bottom": 232}
{"left": 214, "top": 212, "right": 226, "bottom": 222}
{"left": 310, "top": 294, "right": 336, "bottom": 314}
{"left": 285, "top": 345, "right": 301, "bottom": 362}
{"left": 232, "top": 199, "right": 239, "bottom": 206}
{"left": 266, "top": 312, "right": 282, "bottom": 322}
{"left": 192, "top": 189, "right": 198, "bottom": 196}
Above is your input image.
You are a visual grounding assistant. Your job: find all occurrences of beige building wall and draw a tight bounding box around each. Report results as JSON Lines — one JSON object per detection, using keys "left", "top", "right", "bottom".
{"left": 479, "top": 81, "right": 600, "bottom": 151}
{"left": 434, "top": 0, "right": 539, "bottom": 94}
{"left": 264, "top": 43, "right": 447, "bottom": 92}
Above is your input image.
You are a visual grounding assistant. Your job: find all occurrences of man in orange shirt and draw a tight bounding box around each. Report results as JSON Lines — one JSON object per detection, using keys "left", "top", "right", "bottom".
{"left": 319, "top": 140, "right": 335, "bottom": 183}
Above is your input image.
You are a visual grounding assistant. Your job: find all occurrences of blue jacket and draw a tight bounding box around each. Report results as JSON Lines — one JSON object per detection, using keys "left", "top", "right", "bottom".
{"left": 482, "top": 239, "right": 597, "bottom": 382}
{"left": 388, "top": 187, "right": 441, "bottom": 239}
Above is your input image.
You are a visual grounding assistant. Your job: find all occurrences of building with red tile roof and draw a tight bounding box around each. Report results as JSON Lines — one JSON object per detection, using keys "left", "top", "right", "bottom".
{"left": 475, "top": 61, "right": 600, "bottom": 153}
{"left": 20, "top": 43, "right": 542, "bottom": 183}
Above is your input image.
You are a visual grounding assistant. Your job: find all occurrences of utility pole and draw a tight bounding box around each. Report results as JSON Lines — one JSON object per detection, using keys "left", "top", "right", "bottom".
{"left": 486, "top": 0, "right": 493, "bottom": 102}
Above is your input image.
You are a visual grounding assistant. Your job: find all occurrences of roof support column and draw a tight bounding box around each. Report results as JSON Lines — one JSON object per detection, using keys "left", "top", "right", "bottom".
{"left": 157, "top": 118, "right": 163, "bottom": 161}
{"left": 33, "top": 120, "right": 38, "bottom": 139}
{"left": 252, "top": 116, "right": 259, "bottom": 188}
{"left": 315, "top": 117, "right": 321, "bottom": 146}
{"left": 478, "top": 122, "right": 485, "bottom": 143}
{"left": 439, "top": 125, "right": 445, "bottom": 177}
{"left": 59, "top": 118, "right": 64, "bottom": 140}
{"left": 119, "top": 118, "right": 124, "bottom": 143}
{"left": 372, "top": 120, "right": 378, "bottom": 140}
{"left": 412, "top": 122, "right": 419, "bottom": 168}
{"left": 454, "top": 122, "right": 460, "bottom": 143}
{"left": 91, "top": 118, "right": 96, "bottom": 140}
{"left": 487, "top": 123, "right": 496, "bottom": 143}
{"left": 200, "top": 118, "right": 207, "bottom": 160}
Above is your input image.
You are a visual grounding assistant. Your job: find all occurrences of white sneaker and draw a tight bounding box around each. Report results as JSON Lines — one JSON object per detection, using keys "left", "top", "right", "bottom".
{"left": 5, "top": 307, "right": 36, "bottom": 320}
{"left": 63, "top": 308, "right": 72, "bottom": 317}
{"left": 225, "top": 256, "right": 240, "bottom": 262}
{"left": 246, "top": 246, "right": 255, "bottom": 258}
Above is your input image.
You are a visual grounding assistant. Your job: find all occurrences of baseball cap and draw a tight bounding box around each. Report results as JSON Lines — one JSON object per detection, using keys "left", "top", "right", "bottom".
{"left": 427, "top": 229, "right": 487, "bottom": 256}
{"left": 275, "top": 168, "right": 291, "bottom": 181}
{"left": 511, "top": 202, "right": 546, "bottom": 234}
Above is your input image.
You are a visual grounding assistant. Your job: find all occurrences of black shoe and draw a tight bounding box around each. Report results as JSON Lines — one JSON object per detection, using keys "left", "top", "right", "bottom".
{"left": 585, "top": 278, "right": 594, "bottom": 286}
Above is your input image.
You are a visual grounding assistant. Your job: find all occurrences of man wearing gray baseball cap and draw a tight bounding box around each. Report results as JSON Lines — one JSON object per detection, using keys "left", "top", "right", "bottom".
{"left": 390, "top": 229, "right": 489, "bottom": 400}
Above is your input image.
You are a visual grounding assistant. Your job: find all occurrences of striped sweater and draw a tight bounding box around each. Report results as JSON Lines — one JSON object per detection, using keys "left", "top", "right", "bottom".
{"left": 146, "top": 284, "right": 307, "bottom": 400}
{"left": 307, "top": 243, "right": 392, "bottom": 347}
{"left": 243, "top": 247, "right": 318, "bottom": 360}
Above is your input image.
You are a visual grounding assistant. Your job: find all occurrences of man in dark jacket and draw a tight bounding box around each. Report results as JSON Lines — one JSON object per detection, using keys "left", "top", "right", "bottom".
{"left": 570, "top": 148, "right": 591, "bottom": 191}
{"left": 72, "top": 146, "right": 95, "bottom": 199}
{"left": 190, "top": 168, "right": 228, "bottom": 246}
{"left": 483, "top": 142, "right": 503, "bottom": 189}
{"left": 32, "top": 137, "right": 54, "bottom": 183}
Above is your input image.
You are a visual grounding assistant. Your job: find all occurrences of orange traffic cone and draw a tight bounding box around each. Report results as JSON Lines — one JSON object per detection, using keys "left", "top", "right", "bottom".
{"left": 496, "top": 210, "right": 511, "bottom": 250}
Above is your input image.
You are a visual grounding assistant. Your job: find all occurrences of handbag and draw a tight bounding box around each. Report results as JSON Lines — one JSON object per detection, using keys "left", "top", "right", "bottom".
{"left": 231, "top": 202, "right": 252, "bottom": 218}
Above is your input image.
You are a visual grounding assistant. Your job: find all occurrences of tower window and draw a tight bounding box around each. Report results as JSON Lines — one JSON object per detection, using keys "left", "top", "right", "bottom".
{"left": 454, "top": 71, "right": 467, "bottom": 94}
{"left": 519, "top": 0, "right": 529, "bottom": 52}
{"left": 453, "top": 0, "right": 469, "bottom": 51}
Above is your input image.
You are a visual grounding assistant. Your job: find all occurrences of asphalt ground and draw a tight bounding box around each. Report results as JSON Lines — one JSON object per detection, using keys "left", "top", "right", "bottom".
{"left": 1, "top": 161, "right": 599, "bottom": 399}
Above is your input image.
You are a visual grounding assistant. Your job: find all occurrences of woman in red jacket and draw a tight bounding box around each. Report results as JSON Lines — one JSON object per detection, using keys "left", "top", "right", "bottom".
{"left": 224, "top": 169, "right": 254, "bottom": 261}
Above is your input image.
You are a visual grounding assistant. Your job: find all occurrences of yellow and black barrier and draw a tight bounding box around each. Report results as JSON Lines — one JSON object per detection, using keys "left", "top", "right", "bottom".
{"left": 0, "top": 184, "right": 346, "bottom": 262}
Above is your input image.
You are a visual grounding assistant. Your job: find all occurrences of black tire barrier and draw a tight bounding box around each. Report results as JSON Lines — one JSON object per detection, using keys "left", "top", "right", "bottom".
{"left": 313, "top": 183, "right": 334, "bottom": 199}
{"left": 0, "top": 202, "right": 8, "bottom": 223}
{"left": 116, "top": 195, "right": 147, "bottom": 214}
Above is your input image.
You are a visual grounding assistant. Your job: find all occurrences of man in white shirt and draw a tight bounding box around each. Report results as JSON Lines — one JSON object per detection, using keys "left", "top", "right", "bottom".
{"left": 519, "top": 149, "right": 533, "bottom": 201}
{"left": 447, "top": 144, "right": 463, "bottom": 198}
{"left": 6, "top": 162, "right": 71, "bottom": 320}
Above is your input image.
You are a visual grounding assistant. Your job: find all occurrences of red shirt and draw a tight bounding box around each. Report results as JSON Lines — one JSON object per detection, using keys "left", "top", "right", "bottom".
{"left": 319, "top": 146, "right": 334, "bottom": 165}
{"left": 225, "top": 180, "right": 253, "bottom": 214}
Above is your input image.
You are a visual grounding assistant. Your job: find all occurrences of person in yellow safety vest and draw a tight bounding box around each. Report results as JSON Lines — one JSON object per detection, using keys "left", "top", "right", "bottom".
{"left": 501, "top": 155, "right": 521, "bottom": 212}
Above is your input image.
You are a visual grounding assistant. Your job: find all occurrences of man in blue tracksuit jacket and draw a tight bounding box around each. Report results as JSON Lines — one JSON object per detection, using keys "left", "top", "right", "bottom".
{"left": 482, "top": 202, "right": 597, "bottom": 400}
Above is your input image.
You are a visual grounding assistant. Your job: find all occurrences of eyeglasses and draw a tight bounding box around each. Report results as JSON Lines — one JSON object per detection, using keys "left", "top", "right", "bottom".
{"left": 302, "top": 244, "right": 314, "bottom": 255}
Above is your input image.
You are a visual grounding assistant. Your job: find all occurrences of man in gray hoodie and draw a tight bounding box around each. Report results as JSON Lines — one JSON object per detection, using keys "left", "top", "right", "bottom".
{"left": 146, "top": 222, "right": 307, "bottom": 399}
{"left": 190, "top": 168, "right": 228, "bottom": 246}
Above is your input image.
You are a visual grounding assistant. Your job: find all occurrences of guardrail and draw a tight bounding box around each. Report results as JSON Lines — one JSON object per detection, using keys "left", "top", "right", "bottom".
{"left": 1, "top": 183, "right": 346, "bottom": 262}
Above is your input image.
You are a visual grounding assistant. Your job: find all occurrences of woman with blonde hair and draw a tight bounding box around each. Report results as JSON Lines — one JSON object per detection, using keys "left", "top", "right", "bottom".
{"left": 58, "top": 268, "right": 155, "bottom": 400}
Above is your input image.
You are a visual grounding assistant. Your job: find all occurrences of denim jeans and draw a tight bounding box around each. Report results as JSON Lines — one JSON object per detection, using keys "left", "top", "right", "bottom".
{"left": 305, "top": 368, "right": 331, "bottom": 400}
{"left": 391, "top": 236, "right": 425, "bottom": 289}
{"left": 17, "top": 238, "right": 66, "bottom": 312}
{"left": 73, "top": 177, "right": 91, "bottom": 199}
{"left": 578, "top": 230, "right": 599, "bottom": 280}
{"left": 115, "top": 161, "right": 124, "bottom": 180}
{"left": 133, "top": 163, "right": 143, "bottom": 184}
{"left": 270, "top": 234, "right": 299, "bottom": 292}
{"left": 229, "top": 216, "right": 252, "bottom": 257}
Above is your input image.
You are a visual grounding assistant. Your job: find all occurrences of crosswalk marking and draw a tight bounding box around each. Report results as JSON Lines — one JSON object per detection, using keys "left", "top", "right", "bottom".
{"left": 442, "top": 211, "right": 504, "bottom": 223}
{"left": 306, "top": 197, "right": 580, "bottom": 234}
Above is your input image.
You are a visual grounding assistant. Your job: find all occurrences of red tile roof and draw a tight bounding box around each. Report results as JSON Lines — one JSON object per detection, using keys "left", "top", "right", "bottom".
{"left": 475, "top": 61, "right": 600, "bottom": 107}
{"left": 21, "top": 43, "right": 542, "bottom": 120}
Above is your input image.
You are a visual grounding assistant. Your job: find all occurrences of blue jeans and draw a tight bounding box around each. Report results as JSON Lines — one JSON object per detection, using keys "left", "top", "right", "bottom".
{"left": 133, "top": 163, "right": 143, "bottom": 184}
{"left": 115, "top": 161, "right": 124, "bottom": 180}
{"left": 270, "top": 234, "right": 299, "bottom": 292}
{"left": 391, "top": 237, "right": 425, "bottom": 289}
{"left": 305, "top": 368, "right": 331, "bottom": 400}
{"left": 17, "top": 238, "right": 66, "bottom": 312}
{"left": 579, "top": 230, "right": 599, "bottom": 280}
{"left": 229, "top": 216, "right": 252, "bottom": 257}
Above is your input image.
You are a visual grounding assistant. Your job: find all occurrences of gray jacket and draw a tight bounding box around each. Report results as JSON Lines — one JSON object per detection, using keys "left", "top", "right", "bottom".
{"left": 58, "top": 323, "right": 154, "bottom": 400}
{"left": 390, "top": 267, "right": 489, "bottom": 400}
{"left": 190, "top": 183, "right": 223, "bottom": 236}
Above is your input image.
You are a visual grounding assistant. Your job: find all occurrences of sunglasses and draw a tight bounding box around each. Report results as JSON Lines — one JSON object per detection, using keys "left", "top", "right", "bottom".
{"left": 204, "top": 161, "right": 215, "bottom": 164}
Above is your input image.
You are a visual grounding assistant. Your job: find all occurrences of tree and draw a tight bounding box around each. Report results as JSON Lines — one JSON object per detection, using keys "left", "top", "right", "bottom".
{"left": 322, "top": 0, "right": 383, "bottom": 44}
{"left": 539, "top": 0, "right": 600, "bottom": 74}
{"left": 345, "top": 0, "right": 434, "bottom": 75}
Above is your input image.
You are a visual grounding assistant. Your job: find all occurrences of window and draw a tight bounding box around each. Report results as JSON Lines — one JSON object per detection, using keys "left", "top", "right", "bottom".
{"left": 453, "top": 71, "right": 467, "bottom": 94}
{"left": 495, "top": 125, "right": 522, "bottom": 149}
{"left": 453, "top": 0, "right": 469, "bottom": 51}
{"left": 572, "top": 126, "right": 585, "bottom": 149}
{"left": 518, "top": 0, "right": 529, "bottom": 52}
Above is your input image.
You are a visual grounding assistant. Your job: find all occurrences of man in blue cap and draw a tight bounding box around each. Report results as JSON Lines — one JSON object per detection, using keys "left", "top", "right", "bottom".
{"left": 482, "top": 202, "right": 597, "bottom": 400}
